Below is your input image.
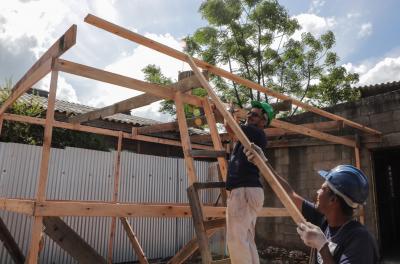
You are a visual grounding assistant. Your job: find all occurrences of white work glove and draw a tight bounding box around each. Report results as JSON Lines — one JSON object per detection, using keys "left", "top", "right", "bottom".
{"left": 297, "top": 222, "right": 328, "bottom": 252}
{"left": 243, "top": 143, "right": 268, "bottom": 163}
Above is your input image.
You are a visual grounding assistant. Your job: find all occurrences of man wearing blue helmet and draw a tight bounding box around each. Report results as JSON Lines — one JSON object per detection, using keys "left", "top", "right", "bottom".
{"left": 245, "top": 147, "right": 379, "bottom": 263}
{"left": 224, "top": 100, "right": 275, "bottom": 264}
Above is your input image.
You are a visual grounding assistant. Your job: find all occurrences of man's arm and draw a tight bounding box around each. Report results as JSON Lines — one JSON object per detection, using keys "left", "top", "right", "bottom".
{"left": 297, "top": 223, "right": 335, "bottom": 264}
{"left": 244, "top": 144, "right": 304, "bottom": 211}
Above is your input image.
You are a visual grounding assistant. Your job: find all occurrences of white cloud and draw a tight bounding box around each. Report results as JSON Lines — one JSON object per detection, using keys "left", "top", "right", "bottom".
{"left": 308, "top": 0, "right": 326, "bottom": 14}
{"left": 358, "top": 23, "right": 373, "bottom": 38}
{"left": 344, "top": 56, "right": 400, "bottom": 86}
{"left": 347, "top": 12, "right": 361, "bottom": 19}
{"left": 38, "top": 74, "right": 80, "bottom": 103}
{"left": 292, "top": 13, "right": 336, "bottom": 40}
{"left": 359, "top": 57, "right": 400, "bottom": 85}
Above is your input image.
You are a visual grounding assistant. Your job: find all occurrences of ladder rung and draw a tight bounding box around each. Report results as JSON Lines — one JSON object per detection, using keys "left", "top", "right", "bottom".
{"left": 193, "top": 182, "right": 226, "bottom": 190}
{"left": 189, "top": 150, "right": 226, "bottom": 158}
{"left": 203, "top": 218, "right": 226, "bottom": 230}
{"left": 211, "top": 258, "right": 231, "bottom": 264}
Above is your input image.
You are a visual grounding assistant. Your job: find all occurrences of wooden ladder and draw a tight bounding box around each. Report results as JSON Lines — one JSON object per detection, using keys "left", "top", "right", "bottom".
{"left": 175, "top": 91, "right": 230, "bottom": 264}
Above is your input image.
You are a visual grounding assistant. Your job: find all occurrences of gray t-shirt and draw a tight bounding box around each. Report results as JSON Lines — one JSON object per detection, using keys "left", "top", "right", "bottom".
{"left": 302, "top": 200, "right": 379, "bottom": 263}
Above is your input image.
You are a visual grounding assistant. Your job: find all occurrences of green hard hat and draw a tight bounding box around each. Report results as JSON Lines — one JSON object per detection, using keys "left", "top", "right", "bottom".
{"left": 251, "top": 100, "right": 275, "bottom": 125}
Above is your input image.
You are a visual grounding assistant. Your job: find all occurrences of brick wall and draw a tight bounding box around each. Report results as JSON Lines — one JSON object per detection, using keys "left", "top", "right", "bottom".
{"left": 256, "top": 88, "right": 400, "bottom": 250}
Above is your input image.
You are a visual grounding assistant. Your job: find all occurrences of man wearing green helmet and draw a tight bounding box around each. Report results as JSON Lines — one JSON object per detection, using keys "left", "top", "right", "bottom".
{"left": 224, "top": 100, "right": 275, "bottom": 264}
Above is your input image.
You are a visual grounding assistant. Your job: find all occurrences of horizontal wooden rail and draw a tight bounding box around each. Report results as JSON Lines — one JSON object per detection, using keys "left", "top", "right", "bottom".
{"left": 2, "top": 113, "right": 213, "bottom": 150}
{"left": 0, "top": 199, "right": 290, "bottom": 218}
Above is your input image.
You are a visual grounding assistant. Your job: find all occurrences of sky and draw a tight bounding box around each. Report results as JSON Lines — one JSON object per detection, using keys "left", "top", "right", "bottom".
{"left": 1, "top": 0, "right": 400, "bottom": 122}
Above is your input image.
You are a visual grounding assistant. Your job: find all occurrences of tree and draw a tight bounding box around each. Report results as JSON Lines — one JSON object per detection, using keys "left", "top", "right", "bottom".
{"left": 142, "top": 64, "right": 207, "bottom": 119}
{"left": 183, "top": 0, "right": 359, "bottom": 114}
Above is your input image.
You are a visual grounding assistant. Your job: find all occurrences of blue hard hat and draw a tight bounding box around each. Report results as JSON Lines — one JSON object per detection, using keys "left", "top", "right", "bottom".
{"left": 318, "top": 165, "right": 369, "bottom": 208}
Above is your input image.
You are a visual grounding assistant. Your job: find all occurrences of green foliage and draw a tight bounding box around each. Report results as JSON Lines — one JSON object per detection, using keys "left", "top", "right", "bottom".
{"left": 182, "top": 0, "right": 359, "bottom": 113}
{"left": 0, "top": 81, "right": 111, "bottom": 151}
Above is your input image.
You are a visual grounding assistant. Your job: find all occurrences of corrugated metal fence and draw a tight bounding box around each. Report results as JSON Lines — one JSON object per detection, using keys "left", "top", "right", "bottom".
{"left": 0, "top": 142, "right": 223, "bottom": 263}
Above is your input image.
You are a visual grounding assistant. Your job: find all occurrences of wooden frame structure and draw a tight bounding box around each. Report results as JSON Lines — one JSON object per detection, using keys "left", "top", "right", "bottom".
{"left": 0, "top": 14, "right": 381, "bottom": 264}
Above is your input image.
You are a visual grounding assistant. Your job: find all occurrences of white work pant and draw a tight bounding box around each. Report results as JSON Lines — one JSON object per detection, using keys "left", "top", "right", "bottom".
{"left": 227, "top": 187, "right": 264, "bottom": 264}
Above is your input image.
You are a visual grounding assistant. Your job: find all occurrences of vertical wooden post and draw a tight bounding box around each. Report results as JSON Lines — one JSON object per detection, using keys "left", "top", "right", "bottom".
{"left": 202, "top": 99, "right": 228, "bottom": 180}
{"left": 107, "top": 132, "right": 123, "bottom": 263}
{"left": 354, "top": 146, "right": 365, "bottom": 224}
{"left": 0, "top": 117, "right": 3, "bottom": 136}
{"left": 175, "top": 92, "right": 197, "bottom": 185}
{"left": 202, "top": 99, "right": 228, "bottom": 206}
{"left": 26, "top": 70, "right": 58, "bottom": 264}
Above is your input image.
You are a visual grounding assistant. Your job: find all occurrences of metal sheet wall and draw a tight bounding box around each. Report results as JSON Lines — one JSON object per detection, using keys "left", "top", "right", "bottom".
{"left": 0, "top": 142, "right": 220, "bottom": 263}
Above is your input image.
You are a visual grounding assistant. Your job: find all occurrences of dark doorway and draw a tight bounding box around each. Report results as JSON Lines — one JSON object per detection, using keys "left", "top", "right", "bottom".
{"left": 373, "top": 148, "right": 400, "bottom": 261}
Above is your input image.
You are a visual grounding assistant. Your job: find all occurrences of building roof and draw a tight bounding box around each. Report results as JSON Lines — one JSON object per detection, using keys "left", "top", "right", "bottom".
{"left": 357, "top": 80, "right": 400, "bottom": 98}
{"left": 1, "top": 89, "right": 160, "bottom": 126}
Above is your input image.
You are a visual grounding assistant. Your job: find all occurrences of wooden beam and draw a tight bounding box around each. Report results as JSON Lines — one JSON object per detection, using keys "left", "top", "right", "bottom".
{"left": 27, "top": 70, "right": 59, "bottom": 264}
{"left": 271, "top": 119, "right": 356, "bottom": 147}
{"left": 120, "top": 217, "right": 149, "bottom": 264}
{"left": 187, "top": 56, "right": 305, "bottom": 224}
{"left": 43, "top": 217, "right": 107, "bottom": 263}
{"left": 175, "top": 92, "right": 198, "bottom": 185}
{"left": 107, "top": 132, "right": 123, "bottom": 264}
{"left": 54, "top": 59, "right": 203, "bottom": 108}
{"left": 68, "top": 74, "right": 202, "bottom": 124}
{"left": 0, "top": 198, "right": 35, "bottom": 215}
{"left": 137, "top": 116, "right": 207, "bottom": 135}
{"left": 267, "top": 120, "right": 343, "bottom": 137}
{"left": 1, "top": 113, "right": 213, "bottom": 150}
{"left": 32, "top": 200, "right": 289, "bottom": 218}
{"left": 203, "top": 99, "right": 228, "bottom": 182}
{"left": 190, "top": 120, "right": 343, "bottom": 143}
{"left": 0, "top": 25, "right": 76, "bottom": 116}
{"left": 0, "top": 216, "right": 25, "bottom": 264}
{"left": 83, "top": 14, "right": 380, "bottom": 136}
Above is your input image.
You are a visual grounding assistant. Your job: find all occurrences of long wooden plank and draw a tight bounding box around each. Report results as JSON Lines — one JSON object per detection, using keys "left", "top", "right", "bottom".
{"left": 0, "top": 198, "right": 35, "bottom": 215}
{"left": 203, "top": 99, "right": 228, "bottom": 181}
{"left": 120, "top": 217, "right": 149, "bottom": 264}
{"left": 1, "top": 113, "right": 213, "bottom": 150}
{"left": 272, "top": 119, "right": 355, "bottom": 147}
{"left": 190, "top": 120, "right": 343, "bottom": 143}
{"left": 68, "top": 75, "right": 202, "bottom": 124}
{"left": 27, "top": 70, "right": 59, "bottom": 264}
{"left": 175, "top": 92, "right": 198, "bottom": 185}
{"left": 84, "top": 14, "right": 380, "bottom": 135}
{"left": 107, "top": 132, "right": 123, "bottom": 264}
{"left": 137, "top": 116, "right": 206, "bottom": 135}
{"left": 0, "top": 25, "right": 76, "bottom": 115}
{"left": 43, "top": 217, "right": 107, "bottom": 263}
{"left": 54, "top": 59, "right": 203, "bottom": 107}
{"left": 187, "top": 186, "right": 212, "bottom": 263}
{"left": 187, "top": 56, "right": 305, "bottom": 224}
{"left": 32, "top": 200, "right": 289, "bottom": 218}
{"left": 0, "top": 216, "right": 25, "bottom": 264}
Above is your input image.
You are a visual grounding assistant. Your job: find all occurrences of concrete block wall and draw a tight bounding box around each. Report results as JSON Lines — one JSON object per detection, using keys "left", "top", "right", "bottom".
{"left": 256, "top": 87, "right": 400, "bottom": 250}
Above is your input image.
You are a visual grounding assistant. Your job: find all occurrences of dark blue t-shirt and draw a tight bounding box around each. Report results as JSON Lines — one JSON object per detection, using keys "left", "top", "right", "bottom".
{"left": 226, "top": 124, "right": 267, "bottom": 190}
{"left": 302, "top": 200, "right": 379, "bottom": 264}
